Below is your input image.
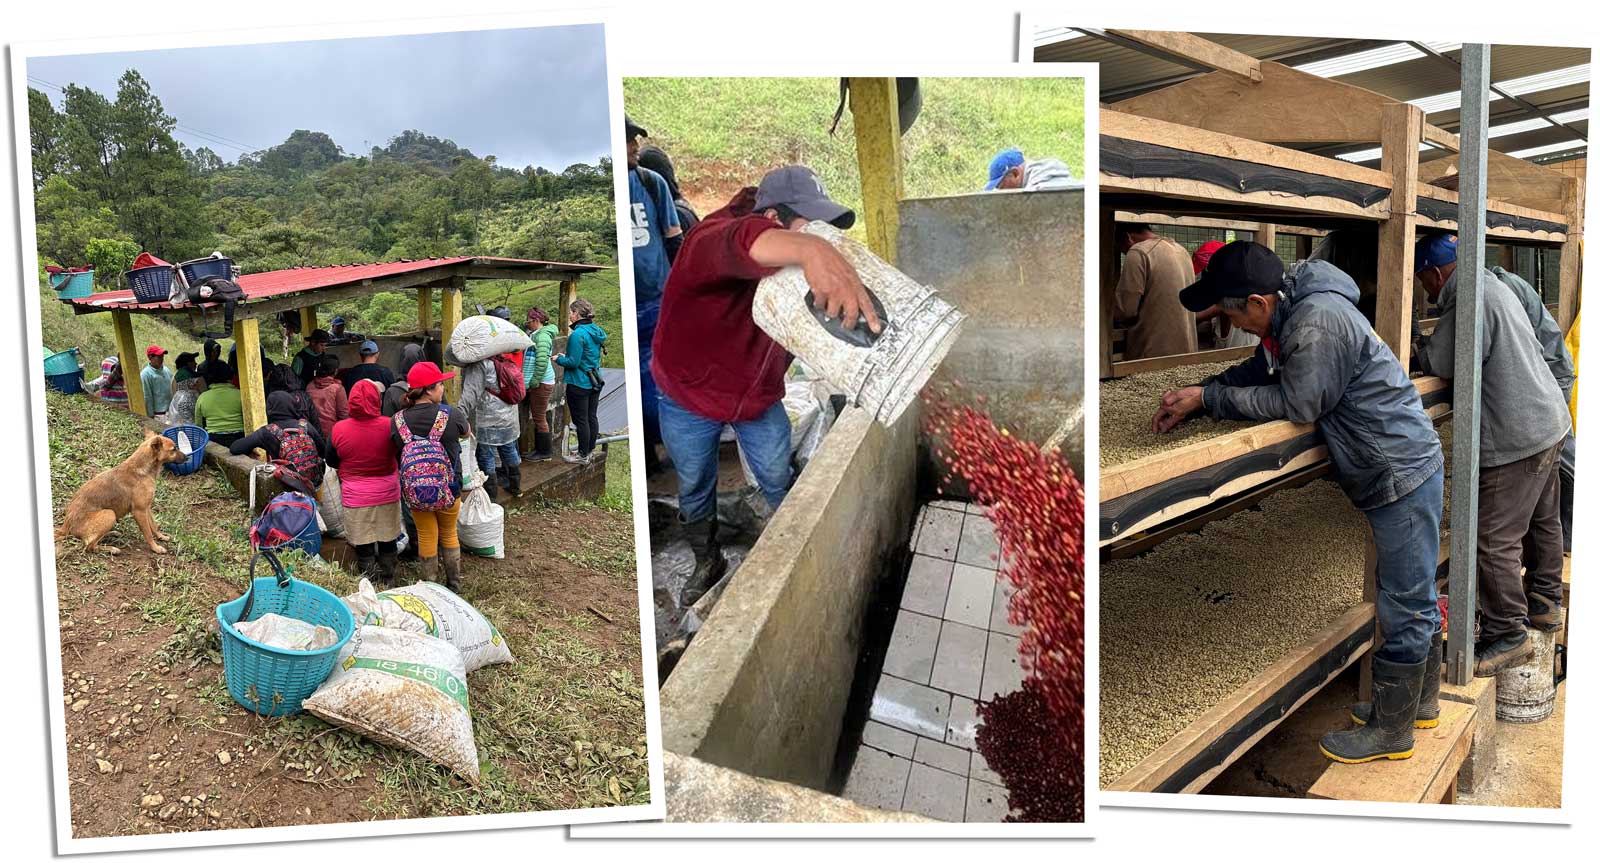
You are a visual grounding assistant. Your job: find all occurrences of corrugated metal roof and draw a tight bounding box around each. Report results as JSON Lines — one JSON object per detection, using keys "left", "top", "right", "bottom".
{"left": 68, "top": 256, "right": 608, "bottom": 313}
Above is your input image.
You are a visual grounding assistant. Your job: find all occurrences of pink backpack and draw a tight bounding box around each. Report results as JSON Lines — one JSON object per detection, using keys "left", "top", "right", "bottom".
{"left": 395, "top": 407, "right": 456, "bottom": 512}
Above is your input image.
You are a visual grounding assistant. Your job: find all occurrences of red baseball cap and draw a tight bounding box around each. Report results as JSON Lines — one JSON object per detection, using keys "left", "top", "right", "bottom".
{"left": 406, "top": 361, "right": 455, "bottom": 389}
{"left": 145, "top": 345, "right": 167, "bottom": 357}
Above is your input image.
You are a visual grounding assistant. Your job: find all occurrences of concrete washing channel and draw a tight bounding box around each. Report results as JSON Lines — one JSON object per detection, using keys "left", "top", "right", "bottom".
{"left": 655, "top": 188, "right": 1085, "bottom": 822}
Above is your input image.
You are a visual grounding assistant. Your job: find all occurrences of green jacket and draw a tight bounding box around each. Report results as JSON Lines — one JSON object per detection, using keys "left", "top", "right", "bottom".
{"left": 194, "top": 383, "right": 244, "bottom": 434}
{"left": 522, "top": 323, "right": 558, "bottom": 386}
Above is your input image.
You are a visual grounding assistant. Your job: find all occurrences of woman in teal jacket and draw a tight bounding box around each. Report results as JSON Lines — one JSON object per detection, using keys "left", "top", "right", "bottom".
{"left": 521, "top": 307, "right": 560, "bottom": 461}
{"left": 554, "top": 298, "right": 608, "bottom": 462}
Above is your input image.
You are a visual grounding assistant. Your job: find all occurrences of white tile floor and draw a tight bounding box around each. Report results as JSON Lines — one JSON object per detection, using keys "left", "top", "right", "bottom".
{"left": 845, "top": 501, "right": 1022, "bottom": 822}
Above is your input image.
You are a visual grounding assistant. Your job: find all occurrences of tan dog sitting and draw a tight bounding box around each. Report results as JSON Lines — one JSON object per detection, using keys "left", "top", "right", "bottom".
{"left": 57, "top": 428, "right": 186, "bottom": 554}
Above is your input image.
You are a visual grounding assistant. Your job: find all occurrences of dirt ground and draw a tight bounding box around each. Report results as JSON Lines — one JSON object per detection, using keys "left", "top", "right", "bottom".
{"left": 48, "top": 392, "right": 648, "bottom": 839}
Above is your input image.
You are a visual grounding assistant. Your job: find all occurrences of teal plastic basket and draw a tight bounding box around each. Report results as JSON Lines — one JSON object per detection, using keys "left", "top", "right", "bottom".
{"left": 42, "top": 348, "right": 81, "bottom": 376}
{"left": 216, "top": 551, "right": 354, "bottom": 716}
{"left": 50, "top": 270, "right": 94, "bottom": 299}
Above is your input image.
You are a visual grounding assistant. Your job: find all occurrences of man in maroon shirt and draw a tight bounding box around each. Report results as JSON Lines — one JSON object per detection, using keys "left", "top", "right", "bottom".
{"left": 653, "top": 164, "right": 881, "bottom": 605}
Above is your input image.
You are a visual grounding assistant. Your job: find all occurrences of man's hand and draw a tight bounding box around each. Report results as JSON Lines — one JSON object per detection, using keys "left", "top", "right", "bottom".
{"left": 1152, "top": 385, "right": 1205, "bottom": 433}
{"left": 801, "top": 239, "right": 882, "bottom": 334}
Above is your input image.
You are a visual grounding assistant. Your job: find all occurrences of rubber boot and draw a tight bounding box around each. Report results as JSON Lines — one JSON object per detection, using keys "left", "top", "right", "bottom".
{"left": 530, "top": 431, "right": 554, "bottom": 462}
{"left": 354, "top": 545, "right": 379, "bottom": 584}
{"left": 416, "top": 555, "right": 442, "bottom": 586}
{"left": 678, "top": 513, "right": 727, "bottom": 607}
{"left": 1352, "top": 630, "right": 1442, "bottom": 728}
{"left": 442, "top": 546, "right": 463, "bottom": 594}
{"left": 377, "top": 546, "right": 399, "bottom": 590}
{"left": 1320, "top": 656, "right": 1426, "bottom": 763}
{"left": 481, "top": 467, "right": 500, "bottom": 503}
{"left": 505, "top": 463, "right": 523, "bottom": 498}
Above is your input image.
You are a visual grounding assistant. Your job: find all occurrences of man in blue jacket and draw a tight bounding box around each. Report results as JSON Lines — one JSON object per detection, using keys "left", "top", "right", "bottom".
{"left": 1152, "top": 241, "right": 1444, "bottom": 765}
{"left": 627, "top": 116, "right": 682, "bottom": 478}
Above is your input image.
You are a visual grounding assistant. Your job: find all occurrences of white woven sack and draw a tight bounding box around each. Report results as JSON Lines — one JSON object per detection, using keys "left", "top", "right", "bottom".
{"left": 304, "top": 625, "right": 480, "bottom": 783}
{"left": 445, "top": 315, "right": 531, "bottom": 365}
{"left": 342, "top": 578, "right": 513, "bottom": 672}
{"left": 457, "top": 487, "right": 505, "bottom": 559}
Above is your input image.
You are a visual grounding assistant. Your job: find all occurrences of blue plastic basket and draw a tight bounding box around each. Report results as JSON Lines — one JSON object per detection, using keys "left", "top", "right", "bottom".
{"left": 50, "top": 270, "right": 94, "bottom": 299}
{"left": 178, "top": 256, "right": 233, "bottom": 286}
{"left": 216, "top": 552, "right": 354, "bottom": 717}
{"left": 42, "top": 348, "right": 81, "bottom": 376}
{"left": 125, "top": 265, "right": 174, "bottom": 304}
{"left": 45, "top": 370, "right": 83, "bottom": 394}
{"left": 162, "top": 425, "right": 209, "bottom": 475}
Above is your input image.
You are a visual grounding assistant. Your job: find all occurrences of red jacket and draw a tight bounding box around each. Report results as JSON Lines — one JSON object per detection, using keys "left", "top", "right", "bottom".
{"left": 650, "top": 187, "right": 791, "bottom": 423}
{"left": 307, "top": 375, "right": 349, "bottom": 432}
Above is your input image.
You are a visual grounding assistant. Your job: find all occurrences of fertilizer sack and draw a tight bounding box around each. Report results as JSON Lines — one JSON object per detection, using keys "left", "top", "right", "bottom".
{"left": 316, "top": 468, "right": 347, "bottom": 539}
{"left": 342, "top": 578, "right": 513, "bottom": 672}
{"left": 233, "top": 612, "right": 340, "bottom": 652}
{"left": 457, "top": 487, "right": 506, "bottom": 559}
{"left": 445, "top": 315, "right": 531, "bottom": 365}
{"left": 303, "top": 625, "right": 480, "bottom": 783}
{"left": 753, "top": 220, "right": 965, "bottom": 427}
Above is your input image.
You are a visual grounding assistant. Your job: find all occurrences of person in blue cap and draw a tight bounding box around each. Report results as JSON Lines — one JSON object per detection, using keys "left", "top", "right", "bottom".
{"left": 1412, "top": 232, "right": 1570, "bottom": 672}
{"left": 328, "top": 315, "right": 365, "bottom": 345}
{"left": 1149, "top": 241, "right": 1445, "bottom": 765}
{"left": 984, "top": 147, "right": 1077, "bottom": 191}
{"left": 341, "top": 339, "right": 396, "bottom": 393}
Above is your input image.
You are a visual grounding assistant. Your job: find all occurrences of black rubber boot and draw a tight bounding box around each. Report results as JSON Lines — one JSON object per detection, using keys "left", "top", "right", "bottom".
{"left": 678, "top": 513, "right": 727, "bottom": 607}
{"left": 481, "top": 469, "right": 500, "bottom": 503}
{"left": 1320, "top": 656, "right": 1426, "bottom": 763}
{"left": 442, "top": 546, "right": 463, "bottom": 594}
{"left": 354, "top": 544, "right": 379, "bottom": 584}
{"left": 505, "top": 463, "right": 523, "bottom": 498}
{"left": 1352, "top": 630, "right": 1442, "bottom": 729}
{"left": 529, "top": 431, "right": 554, "bottom": 462}
{"left": 1528, "top": 592, "right": 1563, "bottom": 631}
{"left": 1475, "top": 630, "right": 1533, "bottom": 677}
{"left": 376, "top": 545, "right": 399, "bottom": 591}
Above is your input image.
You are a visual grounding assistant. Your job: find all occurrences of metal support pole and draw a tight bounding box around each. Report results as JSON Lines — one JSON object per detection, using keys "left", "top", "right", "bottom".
{"left": 1445, "top": 44, "right": 1489, "bottom": 686}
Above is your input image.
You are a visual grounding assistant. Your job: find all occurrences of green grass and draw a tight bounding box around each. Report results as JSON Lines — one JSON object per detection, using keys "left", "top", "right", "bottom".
{"left": 623, "top": 76, "right": 1086, "bottom": 219}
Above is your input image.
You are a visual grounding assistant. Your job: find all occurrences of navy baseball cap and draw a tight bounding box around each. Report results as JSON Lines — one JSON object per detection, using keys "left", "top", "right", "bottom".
{"left": 1415, "top": 234, "right": 1458, "bottom": 272}
{"left": 1180, "top": 241, "right": 1286, "bottom": 312}
{"left": 331, "top": 315, "right": 346, "bottom": 326}
{"left": 358, "top": 340, "right": 380, "bottom": 356}
{"left": 754, "top": 165, "right": 855, "bottom": 229}
{"left": 985, "top": 148, "right": 1025, "bottom": 190}
{"left": 625, "top": 115, "right": 648, "bottom": 139}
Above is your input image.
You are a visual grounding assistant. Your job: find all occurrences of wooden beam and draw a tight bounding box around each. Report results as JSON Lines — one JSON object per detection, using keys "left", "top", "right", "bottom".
{"left": 463, "top": 265, "right": 597, "bottom": 281}
{"left": 110, "top": 310, "right": 146, "bottom": 417}
{"left": 1422, "top": 123, "right": 1460, "bottom": 153}
{"left": 849, "top": 77, "right": 904, "bottom": 265}
{"left": 1416, "top": 149, "right": 1575, "bottom": 215}
{"left": 1376, "top": 103, "right": 1424, "bottom": 367}
{"left": 1101, "top": 174, "right": 1390, "bottom": 221}
{"left": 1108, "top": 345, "right": 1256, "bottom": 379}
{"left": 1105, "top": 30, "right": 1262, "bottom": 82}
{"left": 417, "top": 284, "right": 434, "bottom": 332}
{"left": 440, "top": 276, "right": 464, "bottom": 404}
{"left": 233, "top": 317, "right": 267, "bottom": 435}
{"left": 1558, "top": 176, "right": 1584, "bottom": 330}
{"left": 1108, "top": 603, "right": 1376, "bottom": 793}
{"left": 1103, "top": 110, "right": 1394, "bottom": 189}
{"left": 1113, "top": 63, "right": 1398, "bottom": 145}
{"left": 1255, "top": 222, "right": 1277, "bottom": 253}
{"left": 1115, "top": 210, "right": 1331, "bottom": 237}
{"left": 1103, "top": 461, "right": 1331, "bottom": 560}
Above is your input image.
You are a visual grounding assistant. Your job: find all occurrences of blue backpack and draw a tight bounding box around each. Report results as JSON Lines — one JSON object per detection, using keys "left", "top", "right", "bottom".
{"left": 250, "top": 491, "right": 321, "bottom": 556}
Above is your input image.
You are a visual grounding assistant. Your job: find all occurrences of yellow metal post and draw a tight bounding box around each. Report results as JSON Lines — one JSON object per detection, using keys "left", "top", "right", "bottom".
{"left": 417, "top": 285, "right": 435, "bottom": 333}
{"left": 299, "top": 305, "right": 318, "bottom": 337}
{"left": 233, "top": 317, "right": 267, "bottom": 434}
{"left": 848, "top": 77, "right": 904, "bottom": 265}
{"left": 110, "top": 310, "right": 146, "bottom": 416}
{"left": 441, "top": 276, "right": 464, "bottom": 403}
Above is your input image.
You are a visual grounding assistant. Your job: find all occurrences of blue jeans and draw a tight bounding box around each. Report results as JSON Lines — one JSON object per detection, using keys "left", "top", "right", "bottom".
{"left": 658, "top": 389, "right": 791, "bottom": 522}
{"left": 477, "top": 441, "right": 521, "bottom": 477}
{"left": 1366, "top": 466, "right": 1444, "bottom": 664}
{"left": 638, "top": 301, "right": 661, "bottom": 448}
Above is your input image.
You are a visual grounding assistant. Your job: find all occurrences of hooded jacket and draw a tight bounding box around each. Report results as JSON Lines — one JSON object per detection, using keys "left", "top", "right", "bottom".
{"left": 383, "top": 344, "right": 427, "bottom": 417}
{"left": 650, "top": 187, "right": 791, "bottom": 423}
{"left": 1417, "top": 266, "right": 1570, "bottom": 468}
{"left": 228, "top": 391, "right": 330, "bottom": 460}
{"left": 460, "top": 356, "right": 521, "bottom": 446}
{"left": 557, "top": 318, "right": 608, "bottom": 391}
{"left": 1201, "top": 259, "right": 1443, "bottom": 511}
{"left": 307, "top": 374, "right": 348, "bottom": 431}
{"left": 1489, "top": 266, "right": 1575, "bottom": 402}
{"left": 522, "top": 322, "right": 558, "bottom": 386}
{"left": 330, "top": 378, "right": 401, "bottom": 508}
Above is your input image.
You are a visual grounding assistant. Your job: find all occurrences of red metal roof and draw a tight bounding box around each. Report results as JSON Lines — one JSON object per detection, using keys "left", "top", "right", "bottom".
{"left": 66, "top": 256, "right": 607, "bottom": 313}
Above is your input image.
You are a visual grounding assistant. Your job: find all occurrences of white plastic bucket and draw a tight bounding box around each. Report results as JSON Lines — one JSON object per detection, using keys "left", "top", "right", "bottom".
{"left": 752, "top": 221, "right": 965, "bottom": 427}
{"left": 1495, "top": 626, "right": 1560, "bottom": 723}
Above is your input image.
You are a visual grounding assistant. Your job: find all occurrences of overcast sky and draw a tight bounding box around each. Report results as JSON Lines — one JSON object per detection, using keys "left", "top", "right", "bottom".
{"left": 27, "top": 24, "right": 612, "bottom": 171}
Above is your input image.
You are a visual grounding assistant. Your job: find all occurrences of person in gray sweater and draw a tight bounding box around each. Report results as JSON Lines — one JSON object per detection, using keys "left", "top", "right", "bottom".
{"left": 1151, "top": 242, "right": 1444, "bottom": 766}
{"left": 1414, "top": 234, "right": 1570, "bottom": 676}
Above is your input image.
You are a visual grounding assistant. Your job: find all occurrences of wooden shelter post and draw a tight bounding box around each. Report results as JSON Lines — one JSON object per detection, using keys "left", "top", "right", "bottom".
{"left": 848, "top": 76, "right": 904, "bottom": 265}
{"left": 417, "top": 285, "right": 435, "bottom": 333}
{"left": 551, "top": 278, "right": 580, "bottom": 454}
{"left": 1255, "top": 223, "right": 1276, "bottom": 253}
{"left": 299, "top": 306, "right": 318, "bottom": 337}
{"left": 441, "top": 276, "right": 464, "bottom": 403}
{"left": 233, "top": 317, "right": 268, "bottom": 434}
{"left": 1375, "top": 102, "right": 1424, "bottom": 368}
{"left": 110, "top": 310, "right": 146, "bottom": 417}
{"left": 1558, "top": 176, "right": 1584, "bottom": 330}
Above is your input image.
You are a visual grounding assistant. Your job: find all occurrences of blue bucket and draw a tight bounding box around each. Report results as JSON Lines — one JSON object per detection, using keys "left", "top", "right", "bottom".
{"left": 50, "top": 270, "right": 94, "bottom": 299}
{"left": 162, "top": 425, "right": 209, "bottom": 475}
{"left": 43, "top": 348, "right": 81, "bottom": 376}
{"left": 216, "top": 551, "right": 354, "bottom": 716}
{"left": 46, "top": 370, "right": 83, "bottom": 394}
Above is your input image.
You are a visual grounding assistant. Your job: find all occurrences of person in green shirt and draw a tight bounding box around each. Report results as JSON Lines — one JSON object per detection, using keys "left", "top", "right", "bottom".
{"left": 194, "top": 361, "right": 246, "bottom": 447}
{"left": 521, "top": 307, "right": 559, "bottom": 461}
{"left": 140, "top": 345, "right": 175, "bottom": 416}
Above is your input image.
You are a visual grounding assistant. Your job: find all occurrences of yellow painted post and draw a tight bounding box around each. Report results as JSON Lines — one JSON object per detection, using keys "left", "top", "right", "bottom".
{"left": 848, "top": 77, "right": 904, "bottom": 265}
{"left": 299, "top": 305, "right": 318, "bottom": 337}
{"left": 110, "top": 310, "right": 147, "bottom": 417}
{"left": 441, "top": 276, "right": 464, "bottom": 403}
{"left": 417, "top": 285, "right": 435, "bottom": 333}
{"left": 233, "top": 317, "right": 267, "bottom": 434}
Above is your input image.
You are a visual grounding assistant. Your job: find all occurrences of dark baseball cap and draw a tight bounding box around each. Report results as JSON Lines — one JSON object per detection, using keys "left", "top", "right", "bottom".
{"left": 625, "top": 115, "right": 648, "bottom": 138}
{"left": 754, "top": 165, "right": 855, "bottom": 229}
{"left": 1179, "top": 241, "right": 1285, "bottom": 312}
